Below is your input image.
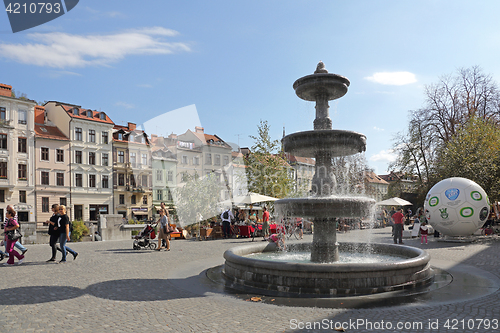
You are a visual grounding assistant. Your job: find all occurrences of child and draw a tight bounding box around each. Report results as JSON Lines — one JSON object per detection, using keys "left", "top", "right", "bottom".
{"left": 420, "top": 222, "right": 429, "bottom": 244}
{"left": 267, "top": 233, "right": 284, "bottom": 250}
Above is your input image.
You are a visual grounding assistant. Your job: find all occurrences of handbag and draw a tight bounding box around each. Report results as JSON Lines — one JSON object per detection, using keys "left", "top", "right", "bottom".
{"left": 7, "top": 229, "right": 22, "bottom": 241}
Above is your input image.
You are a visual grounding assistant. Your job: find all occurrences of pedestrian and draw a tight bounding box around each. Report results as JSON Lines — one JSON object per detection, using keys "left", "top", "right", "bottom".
{"left": 156, "top": 208, "right": 170, "bottom": 251}
{"left": 57, "top": 205, "right": 78, "bottom": 263}
{"left": 46, "top": 204, "right": 60, "bottom": 262}
{"left": 262, "top": 206, "right": 270, "bottom": 238}
{"left": 220, "top": 208, "right": 234, "bottom": 239}
{"left": 3, "top": 204, "right": 28, "bottom": 257}
{"left": 420, "top": 222, "right": 429, "bottom": 244}
{"left": 3, "top": 208, "right": 24, "bottom": 265}
{"left": 388, "top": 206, "right": 396, "bottom": 236}
{"left": 267, "top": 233, "right": 284, "bottom": 250}
{"left": 392, "top": 208, "right": 405, "bottom": 244}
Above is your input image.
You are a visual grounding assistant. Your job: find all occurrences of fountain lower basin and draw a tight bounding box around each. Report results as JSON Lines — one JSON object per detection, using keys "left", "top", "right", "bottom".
{"left": 223, "top": 242, "right": 434, "bottom": 297}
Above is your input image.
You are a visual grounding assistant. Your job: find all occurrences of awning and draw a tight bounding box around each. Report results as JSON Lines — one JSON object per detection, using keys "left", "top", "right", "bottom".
{"left": 154, "top": 205, "right": 176, "bottom": 211}
{"left": 132, "top": 211, "right": 149, "bottom": 215}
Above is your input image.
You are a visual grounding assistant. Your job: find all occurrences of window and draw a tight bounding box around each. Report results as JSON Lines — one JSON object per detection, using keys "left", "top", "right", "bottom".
{"left": 75, "top": 173, "right": 83, "bottom": 187}
{"left": 156, "top": 170, "right": 162, "bottom": 181}
{"left": 87, "top": 110, "right": 92, "bottom": 118}
{"left": 89, "top": 129, "right": 95, "bottom": 143}
{"left": 75, "top": 150, "right": 82, "bottom": 164}
{"left": 0, "top": 107, "right": 5, "bottom": 120}
{"left": 0, "top": 161, "right": 6, "bottom": 178}
{"left": 205, "top": 153, "right": 212, "bottom": 165}
{"left": 130, "top": 174, "right": 136, "bottom": 187}
{"left": 142, "top": 154, "right": 147, "bottom": 165}
{"left": 19, "top": 190, "right": 26, "bottom": 203}
{"left": 102, "top": 131, "right": 108, "bottom": 144}
{"left": 102, "top": 175, "right": 109, "bottom": 188}
{"left": 141, "top": 175, "right": 148, "bottom": 187}
{"left": 41, "top": 171, "right": 49, "bottom": 185}
{"left": 72, "top": 108, "right": 79, "bottom": 115}
{"left": 102, "top": 153, "right": 108, "bottom": 166}
{"left": 131, "top": 195, "right": 136, "bottom": 205}
{"left": 167, "top": 189, "right": 173, "bottom": 201}
{"left": 100, "top": 112, "right": 106, "bottom": 120}
{"left": 89, "top": 174, "right": 96, "bottom": 188}
{"left": 143, "top": 195, "right": 147, "bottom": 205}
{"left": 57, "top": 173, "right": 64, "bottom": 186}
{"left": 18, "top": 138, "right": 26, "bottom": 153}
{"left": 119, "top": 194, "right": 125, "bottom": 205}
{"left": 41, "top": 147, "right": 49, "bottom": 161}
{"left": 56, "top": 149, "right": 64, "bottom": 162}
{"left": 18, "top": 164, "right": 27, "bottom": 180}
{"left": 118, "top": 133, "right": 123, "bottom": 140}
{"left": 60, "top": 197, "right": 67, "bottom": 206}
{"left": 223, "top": 155, "right": 229, "bottom": 166}
{"left": 215, "top": 154, "right": 221, "bottom": 165}
{"left": 42, "top": 197, "right": 49, "bottom": 213}
{"left": 130, "top": 152, "right": 136, "bottom": 166}
{"left": 89, "top": 152, "right": 96, "bottom": 165}
{"left": 129, "top": 135, "right": 134, "bottom": 143}
{"left": 182, "top": 155, "right": 188, "bottom": 164}
{"left": 118, "top": 173, "right": 124, "bottom": 186}
{"left": 118, "top": 151, "right": 124, "bottom": 163}
{"left": 0, "top": 190, "right": 3, "bottom": 202}
{"left": 75, "top": 127, "right": 82, "bottom": 141}
{"left": 18, "top": 110, "right": 27, "bottom": 124}
{"left": 167, "top": 171, "right": 173, "bottom": 182}
{"left": 193, "top": 156, "right": 200, "bottom": 165}
{"left": 156, "top": 190, "right": 163, "bottom": 201}
{"left": 0, "top": 134, "right": 7, "bottom": 149}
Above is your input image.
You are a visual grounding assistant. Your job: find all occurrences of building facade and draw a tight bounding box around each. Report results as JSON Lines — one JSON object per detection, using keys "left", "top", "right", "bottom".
{"left": 150, "top": 134, "right": 177, "bottom": 218}
{"left": 0, "top": 83, "right": 36, "bottom": 223}
{"left": 112, "top": 122, "right": 152, "bottom": 221}
{"left": 34, "top": 106, "right": 70, "bottom": 226}
{"left": 45, "top": 101, "right": 114, "bottom": 221}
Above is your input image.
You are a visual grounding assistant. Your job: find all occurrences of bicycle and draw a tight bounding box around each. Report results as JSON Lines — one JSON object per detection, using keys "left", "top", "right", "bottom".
{"left": 230, "top": 223, "right": 240, "bottom": 238}
{"left": 285, "top": 222, "right": 302, "bottom": 240}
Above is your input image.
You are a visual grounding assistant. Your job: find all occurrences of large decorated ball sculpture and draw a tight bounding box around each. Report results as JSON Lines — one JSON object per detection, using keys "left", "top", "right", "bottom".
{"left": 424, "top": 177, "right": 490, "bottom": 237}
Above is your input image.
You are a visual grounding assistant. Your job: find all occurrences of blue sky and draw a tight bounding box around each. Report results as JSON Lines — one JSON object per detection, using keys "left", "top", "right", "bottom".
{"left": 2, "top": 1, "right": 500, "bottom": 174}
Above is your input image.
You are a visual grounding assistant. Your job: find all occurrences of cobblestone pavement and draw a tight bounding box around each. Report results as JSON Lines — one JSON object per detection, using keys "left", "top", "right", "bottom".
{"left": 1, "top": 227, "right": 499, "bottom": 333}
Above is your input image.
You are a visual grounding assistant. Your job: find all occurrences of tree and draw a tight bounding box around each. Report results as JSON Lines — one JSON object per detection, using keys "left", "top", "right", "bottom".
{"left": 244, "top": 120, "right": 294, "bottom": 198}
{"left": 391, "top": 67, "right": 500, "bottom": 205}
{"left": 436, "top": 116, "right": 500, "bottom": 200}
{"left": 175, "top": 173, "right": 222, "bottom": 226}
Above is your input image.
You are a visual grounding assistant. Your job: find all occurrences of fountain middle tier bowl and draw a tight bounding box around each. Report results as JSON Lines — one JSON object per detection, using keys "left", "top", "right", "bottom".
{"left": 282, "top": 130, "right": 366, "bottom": 158}
{"left": 275, "top": 197, "right": 375, "bottom": 218}
{"left": 223, "top": 242, "right": 434, "bottom": 297}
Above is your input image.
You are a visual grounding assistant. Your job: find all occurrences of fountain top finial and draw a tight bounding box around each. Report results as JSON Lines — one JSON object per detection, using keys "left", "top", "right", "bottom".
{"left": 314, "top": 61, "right": 328, "bottom": 74}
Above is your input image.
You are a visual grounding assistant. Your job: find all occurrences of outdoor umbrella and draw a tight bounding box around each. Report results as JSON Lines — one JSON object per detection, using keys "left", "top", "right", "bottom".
{"left": 376, "top": 197, "right": 413, "bottom": 206}
{"left": 233, "top": 192, "right": 279, "bottom": 205}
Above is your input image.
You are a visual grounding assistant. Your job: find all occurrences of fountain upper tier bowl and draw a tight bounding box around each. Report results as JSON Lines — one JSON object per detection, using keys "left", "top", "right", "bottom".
{"left": 293, "top": 73, "right": 350, "bottom": 101}
{"left": 282, "top": 130, "right": 366, "bottom": 158}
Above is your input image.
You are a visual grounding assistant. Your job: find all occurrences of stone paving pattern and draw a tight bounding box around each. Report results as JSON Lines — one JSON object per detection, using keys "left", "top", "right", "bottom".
{"left": 1, "top": 227, "right": 499, "bottom": 333}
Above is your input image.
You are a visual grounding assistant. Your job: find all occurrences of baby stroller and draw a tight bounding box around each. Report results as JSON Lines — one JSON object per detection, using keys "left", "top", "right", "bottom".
{"left": 133, "top": 223, "right": 157, "bottom": 250}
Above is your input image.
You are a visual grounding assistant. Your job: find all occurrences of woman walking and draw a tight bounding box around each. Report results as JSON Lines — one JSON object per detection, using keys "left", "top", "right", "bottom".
{"left": 156, "top": 209, "right": 170, "bottom": 251}
{"left": 57, "top": 205, "right": 78, "bottom": 263}
{"left": 3, "top": 209, "right": 24, "bottom": 265}
{"left": 46, "top": 204, "right": 60, "bottom": 262}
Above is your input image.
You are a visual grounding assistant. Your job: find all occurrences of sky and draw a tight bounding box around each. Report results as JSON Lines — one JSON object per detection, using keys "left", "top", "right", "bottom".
{"left": 2, "top": 1, "right": 500, "bottom": 174}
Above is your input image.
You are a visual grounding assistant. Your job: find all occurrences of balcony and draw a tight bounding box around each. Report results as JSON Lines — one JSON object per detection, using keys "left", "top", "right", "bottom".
{"left": 0, "top": 119, "right": 13, "bottom": 128}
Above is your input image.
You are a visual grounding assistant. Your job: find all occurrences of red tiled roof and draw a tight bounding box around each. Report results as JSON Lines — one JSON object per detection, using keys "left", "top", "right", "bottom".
{"left": 365, "top": 171, "right": 389, "bottom": 184}
{"left": 34, "top": 124, "right": 69, "bottom": 141}
{"left": 287, "top": 155, "right": 315, "bottom": 165}
{"left": 59, "top": 104, "right": 114, "bottom": 125}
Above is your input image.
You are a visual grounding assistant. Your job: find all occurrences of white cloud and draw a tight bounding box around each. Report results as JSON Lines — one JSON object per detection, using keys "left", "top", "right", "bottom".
{"left": 115, "top": 102, "right": 135, "bottom": 109}
{"left": 137, "top": 84, "right": 153, "bottom": 88}
{"left": 365, "top": 72, "right": 417, "bottom": 86}
{"left": 370, "top": 149, "right": 397, "bottom": 163}
{"left": 373, "top": 126, "right": 385, "bottom": 132}
{"left": 0, "top": 27, "right": 190, "bottom": 69}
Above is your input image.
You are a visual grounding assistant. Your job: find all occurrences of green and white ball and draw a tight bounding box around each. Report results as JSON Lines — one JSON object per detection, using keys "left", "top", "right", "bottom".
{"left": 424, "top": 177, "right": 490, "bottom": 237}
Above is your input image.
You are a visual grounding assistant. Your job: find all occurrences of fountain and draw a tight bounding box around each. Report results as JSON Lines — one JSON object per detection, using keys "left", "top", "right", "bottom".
{"left": 223, "top": 62, "right": 433, "bottom": 297}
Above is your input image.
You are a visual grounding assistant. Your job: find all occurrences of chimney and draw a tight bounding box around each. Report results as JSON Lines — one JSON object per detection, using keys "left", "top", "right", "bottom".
{"left": 195, "top": 126, "right": 204, "bottom": 134}
{"left": 128, "top": 122, "right": 136, "bottom": 131}
{"left": 0, "top": 83, "right": 12, "bottom": 97}
{"left": 168, "top": 133, "right": 177, "bottom": 139}
{"left": 34, "top": 105, "right": 45, "bottom": 124}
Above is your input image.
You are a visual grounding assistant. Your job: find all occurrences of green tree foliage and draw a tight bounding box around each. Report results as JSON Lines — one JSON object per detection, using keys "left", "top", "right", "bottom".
{"left": 436, "top": 117, "right": 500, "bottom": 200}
{"left": 245, "top": 120, "right": 294, "bottom": 198}
{"left": 70, "top": 220, "right": 89, "bottom": 242}
{"left": 175, "top": 173, "right": 222, "bottom": 226}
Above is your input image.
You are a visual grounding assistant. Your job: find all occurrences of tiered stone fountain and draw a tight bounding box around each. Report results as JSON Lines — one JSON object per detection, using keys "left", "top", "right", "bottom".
{"left": 223, "top": 62, "right": 433, "bottom": 296}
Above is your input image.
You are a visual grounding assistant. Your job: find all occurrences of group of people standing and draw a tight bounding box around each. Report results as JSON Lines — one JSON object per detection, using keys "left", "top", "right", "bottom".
{"left": 221, "top": 207, "right": 270, "bottom": 239}
{"left": 389, "top": 206, "right": 429, "bottom": 245}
